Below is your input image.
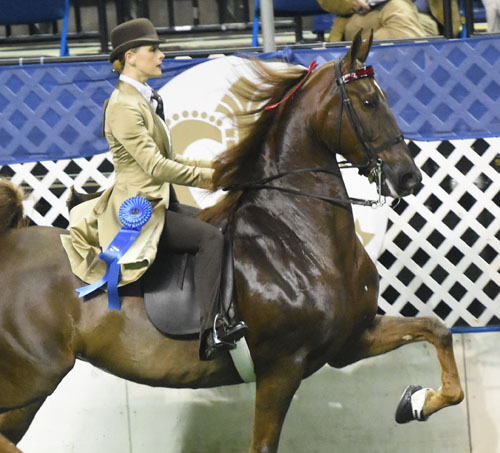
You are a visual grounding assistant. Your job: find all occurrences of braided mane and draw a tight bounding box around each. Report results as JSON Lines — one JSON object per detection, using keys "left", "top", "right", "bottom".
{"left": 199, "top": 59, "right": 308, "bottom": 225}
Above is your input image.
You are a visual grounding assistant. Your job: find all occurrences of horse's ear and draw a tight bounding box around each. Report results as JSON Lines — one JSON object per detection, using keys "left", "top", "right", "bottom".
{"left": 358, "top": 30, "right": 373, "bottom": 63}
{"left": 345, "top": 30, "right": 363, "bottom": 69}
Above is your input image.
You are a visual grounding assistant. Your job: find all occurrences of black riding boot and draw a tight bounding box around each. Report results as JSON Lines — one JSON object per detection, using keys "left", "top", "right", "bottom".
{"left": 201, "top": 314, "right": 248, "bottom": 361}
{"left": 201, "top": 230, "right": 248, "bottom": 360}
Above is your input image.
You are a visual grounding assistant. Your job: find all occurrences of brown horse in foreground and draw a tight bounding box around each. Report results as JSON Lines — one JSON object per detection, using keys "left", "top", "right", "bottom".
{"left": 0, "top": 33, "right": 463, "bottom": 453}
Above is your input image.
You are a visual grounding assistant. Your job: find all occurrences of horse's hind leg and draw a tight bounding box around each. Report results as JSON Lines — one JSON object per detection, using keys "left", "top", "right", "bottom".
{"left": 0, "top": 400, "right": 45, "bottom": 446}
{"left": 0, "top": 338, "right": 75, "bottom": 449}
{"left": 330, "top": 315, "right": 464, "bottom": 421}
{"left": 0, "top": 405, "right": 40, "bottom": 453}
{"left": 0, "top": 434, "right": 22, "bottom": 453}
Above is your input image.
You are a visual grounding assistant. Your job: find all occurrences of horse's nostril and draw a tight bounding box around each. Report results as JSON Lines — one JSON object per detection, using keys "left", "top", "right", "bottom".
{"left": 402, "top": 172, "right": 421, "bottom": 192}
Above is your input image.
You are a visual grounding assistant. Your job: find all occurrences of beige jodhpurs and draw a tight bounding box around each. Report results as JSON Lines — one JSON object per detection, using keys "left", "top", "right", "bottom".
{"left": 330, "top": 0, "right": 439, "bottom": 41}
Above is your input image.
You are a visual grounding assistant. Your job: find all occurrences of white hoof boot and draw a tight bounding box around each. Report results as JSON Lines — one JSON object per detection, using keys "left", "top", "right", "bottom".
{"left": 411, "top": 387, "right": 430, "bottom": 421}
{"left": 395, "top": 385, "right": 431, "bottom": 423}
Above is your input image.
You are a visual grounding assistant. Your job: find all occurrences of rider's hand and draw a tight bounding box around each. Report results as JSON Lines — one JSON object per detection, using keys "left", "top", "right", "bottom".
{"left": 355, "top": 0, "right": 370, "bottom": 12}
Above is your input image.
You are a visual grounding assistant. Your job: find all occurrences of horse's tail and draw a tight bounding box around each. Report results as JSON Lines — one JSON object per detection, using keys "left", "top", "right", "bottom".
{"left": 0, "top": 179, "right": 26, "bottom": 235}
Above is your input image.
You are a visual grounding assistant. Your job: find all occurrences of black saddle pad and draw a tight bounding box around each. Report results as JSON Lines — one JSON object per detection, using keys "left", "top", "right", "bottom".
{"left": 142, "top": 252, "right": 200, "bottom": 337}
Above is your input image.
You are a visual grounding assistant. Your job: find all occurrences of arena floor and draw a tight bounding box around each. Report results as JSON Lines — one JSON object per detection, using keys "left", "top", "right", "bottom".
{"left": 16, "top": 332, "right": 500, "bottom": 452}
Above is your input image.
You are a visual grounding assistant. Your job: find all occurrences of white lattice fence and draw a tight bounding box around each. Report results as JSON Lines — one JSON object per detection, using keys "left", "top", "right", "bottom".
{"left": 1, "top": 154, "right": 115, "bottom": 227}
{"left": 1, "top": 138, "right": 499, "bottom": 328}
{"left": 378, "top": 138, "right": 500, "bottom": 328}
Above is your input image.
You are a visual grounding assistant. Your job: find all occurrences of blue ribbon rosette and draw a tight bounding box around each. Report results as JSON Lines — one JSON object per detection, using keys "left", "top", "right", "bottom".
{"left": 76, "top": 196, "right": 153, "bottom": 311}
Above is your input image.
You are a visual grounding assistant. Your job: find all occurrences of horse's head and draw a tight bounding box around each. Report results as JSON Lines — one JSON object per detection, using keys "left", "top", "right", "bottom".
{"left": 314, "top": 31, "right": 422, "bottom": 198}
{"left": 202, "top": 40, "right": 423, "bottom": 225}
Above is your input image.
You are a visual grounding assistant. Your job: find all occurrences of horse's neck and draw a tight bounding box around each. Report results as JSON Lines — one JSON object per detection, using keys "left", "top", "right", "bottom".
{"left": 274, "top": 114, "right": 352, "bottom": 207}
{"left": 247, "top": 116, "right": 358, "bottom": 243}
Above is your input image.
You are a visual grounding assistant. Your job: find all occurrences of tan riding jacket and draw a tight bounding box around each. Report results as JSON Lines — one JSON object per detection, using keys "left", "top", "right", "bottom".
{"left": 61, "top": 80, "right": 213, "bottom": 286}
{"left": 317, "top": 0, "right": 461, "bottom": 41}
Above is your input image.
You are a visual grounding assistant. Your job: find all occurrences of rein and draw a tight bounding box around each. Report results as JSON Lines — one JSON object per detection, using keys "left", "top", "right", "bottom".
{"left": 222, "top": 58, "right": 404, "bottom": 209}
{"left": 224, "top": 163, "right": 384, "bottom": 208}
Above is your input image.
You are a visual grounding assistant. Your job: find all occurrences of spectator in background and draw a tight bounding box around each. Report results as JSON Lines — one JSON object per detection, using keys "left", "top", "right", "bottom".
{"left": 121, "top": 0, "right": 144, "bottom": 22}
{"left": 317, "top": 0, "right": 461, "bottom": 41}
{"left": 481, "top": 0, "right": 500, "bottom": 31}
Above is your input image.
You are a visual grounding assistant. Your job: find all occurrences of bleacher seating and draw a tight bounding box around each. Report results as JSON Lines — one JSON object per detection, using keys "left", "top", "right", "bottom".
{"left": 0, "top": 0, "right": 69, "bottom": 56}
{"left": 252, "top": 0, "right": 333, "bottom": 45}
{"left": 312, "top": 13, "right": 335, "bottom": 41}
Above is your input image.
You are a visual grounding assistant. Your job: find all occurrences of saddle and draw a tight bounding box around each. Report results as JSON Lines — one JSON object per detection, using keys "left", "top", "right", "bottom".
{"left": 140, "top": 230, "right": 236, "bottom": 338}
{"left": 67, "top": 187, "right": 236, "bottom": 339}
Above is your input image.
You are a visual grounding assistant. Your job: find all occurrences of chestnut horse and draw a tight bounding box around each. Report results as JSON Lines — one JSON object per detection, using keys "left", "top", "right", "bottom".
{"left": 0, "top": 33, "right": 463, "bottom": 453}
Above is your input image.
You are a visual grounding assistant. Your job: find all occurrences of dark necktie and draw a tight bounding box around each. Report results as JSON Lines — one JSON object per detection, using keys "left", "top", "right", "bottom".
{"left": 151, "top": 89, "right": 165, "bottom": 121}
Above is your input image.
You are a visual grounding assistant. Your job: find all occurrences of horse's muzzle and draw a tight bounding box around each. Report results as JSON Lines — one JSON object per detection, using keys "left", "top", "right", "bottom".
{"left": 381, "top": 163, "right": 422, "bottom": 198}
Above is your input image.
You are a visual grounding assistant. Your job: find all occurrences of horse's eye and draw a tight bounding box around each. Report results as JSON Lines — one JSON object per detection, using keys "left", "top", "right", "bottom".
{"left": 362, "top": 98, "right": 377, "bottom": 109}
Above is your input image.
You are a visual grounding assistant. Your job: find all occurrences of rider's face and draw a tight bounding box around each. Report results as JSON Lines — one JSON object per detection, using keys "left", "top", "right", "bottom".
{"left": 125, "top": 45, "right": 165, "bottom": 83}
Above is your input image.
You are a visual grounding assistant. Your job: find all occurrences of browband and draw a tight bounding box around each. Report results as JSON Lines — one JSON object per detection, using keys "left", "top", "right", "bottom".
{"left": 337, "top": 66, "right": 374, "bottom": 85}
{"left": 334, "top": 59, "right": 403, "bottom": 161}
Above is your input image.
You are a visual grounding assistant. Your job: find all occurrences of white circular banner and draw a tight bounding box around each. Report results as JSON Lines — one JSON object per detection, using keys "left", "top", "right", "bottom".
{"left": 159, "top": 56, "right": 388, "bottom": 261}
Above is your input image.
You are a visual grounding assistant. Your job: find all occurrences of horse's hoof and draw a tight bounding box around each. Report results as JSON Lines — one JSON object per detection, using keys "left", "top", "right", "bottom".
{"left": 395, "top": 385, "right": 430, "bottom": 424}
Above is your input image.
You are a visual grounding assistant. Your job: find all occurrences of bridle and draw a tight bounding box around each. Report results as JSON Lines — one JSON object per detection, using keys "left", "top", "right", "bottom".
{"left": 223, "top": 59, "right": 405, "bottom": 209}
{"left": 333, "top": 59, "right": 404, "bottom": 169}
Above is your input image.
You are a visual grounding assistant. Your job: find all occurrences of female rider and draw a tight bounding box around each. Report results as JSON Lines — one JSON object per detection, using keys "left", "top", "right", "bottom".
{"left": 61, "top": 18, "right": 247, "bottom": 360}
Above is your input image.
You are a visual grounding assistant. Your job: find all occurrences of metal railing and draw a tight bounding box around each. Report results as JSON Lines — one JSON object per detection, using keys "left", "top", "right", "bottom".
{"left": 0, "top": 0, "right": 109, "bottom": 51}
{"left": 0, "top": 0, "right": 261, "bottom": 54}
{"left": 0, "top": 0, "right": 491, "bottom": 57}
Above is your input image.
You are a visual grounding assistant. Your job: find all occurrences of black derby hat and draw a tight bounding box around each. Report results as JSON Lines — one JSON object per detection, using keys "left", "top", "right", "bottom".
{"left": 109, "top": 18, "right": 163, "bottom": 62}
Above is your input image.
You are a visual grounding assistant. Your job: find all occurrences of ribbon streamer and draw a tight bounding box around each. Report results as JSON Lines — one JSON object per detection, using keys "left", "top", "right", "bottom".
{"left": 76, "top": 196, "right": 153, "bottom": 311}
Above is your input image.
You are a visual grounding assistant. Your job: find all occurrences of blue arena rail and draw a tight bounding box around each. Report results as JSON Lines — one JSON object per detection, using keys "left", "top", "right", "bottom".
{"left": 1, "top": 36, "right": 500, "bottom": 166}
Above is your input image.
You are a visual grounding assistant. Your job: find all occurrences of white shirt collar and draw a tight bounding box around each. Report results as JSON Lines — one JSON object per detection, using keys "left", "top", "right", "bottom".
{"left": 118, "top": 74, "right": 167, "bottom": 133}
{"left": 119, "top": 74, "right": 154, "bottom": 105}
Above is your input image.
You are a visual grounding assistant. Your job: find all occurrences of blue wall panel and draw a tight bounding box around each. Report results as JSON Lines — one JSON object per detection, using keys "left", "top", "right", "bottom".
{"left": 285, "top": 36, "right": 500, "bottom": 141}
{"left": 1, "top": 36, "right": 499, "bottom": 165}
{"left": 0, "top": 59, "right": 210, "bottom": 164}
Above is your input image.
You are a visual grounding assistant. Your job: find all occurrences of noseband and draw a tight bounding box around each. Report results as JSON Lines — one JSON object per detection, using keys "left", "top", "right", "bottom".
{"left": 223, "top": 59, "right": 404, "bottom": 209}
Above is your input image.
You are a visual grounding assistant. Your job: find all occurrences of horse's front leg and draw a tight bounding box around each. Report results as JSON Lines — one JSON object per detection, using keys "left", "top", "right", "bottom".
{"left": 330, "top": 314, "right": 464, "bottom": 422}
{"left": 250, "top": 357, "right": 304, "bottom": 453}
